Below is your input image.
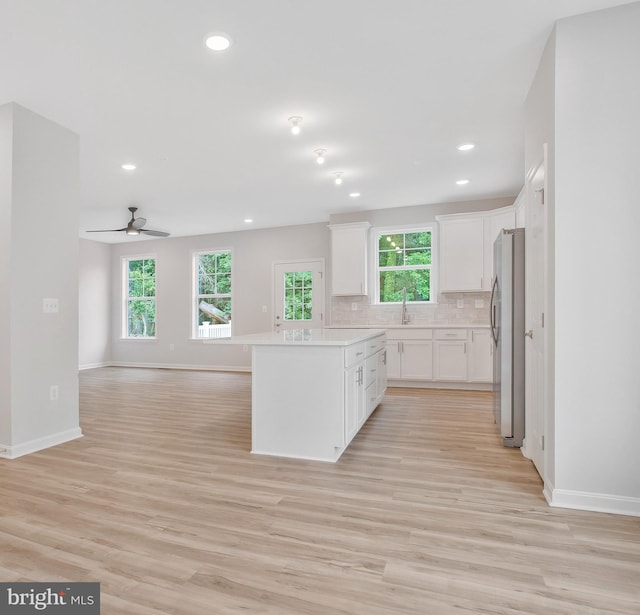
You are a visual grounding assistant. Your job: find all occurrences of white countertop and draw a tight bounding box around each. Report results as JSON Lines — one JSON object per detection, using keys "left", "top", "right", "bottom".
{"left": 328, "top": 324, "right": 490, "bottom": 329}
{"left": 225, "top": 328, "right": 387, "bottom": 346}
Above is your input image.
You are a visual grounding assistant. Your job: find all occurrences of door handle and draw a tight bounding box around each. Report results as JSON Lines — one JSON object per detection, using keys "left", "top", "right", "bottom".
{"left": 525, "top": 330, "right": 533, "bottom": 339}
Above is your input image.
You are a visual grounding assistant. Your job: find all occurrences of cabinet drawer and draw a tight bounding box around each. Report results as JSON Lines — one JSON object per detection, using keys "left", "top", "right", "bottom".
{"left": 434, "top": 329, "right": 468, "bottom": 341}
{"left": 365, "top": 335, "right": 385, "bottom": 356}
{"left": 364, "top": 356, "right": 377, "bottom": 387}
{"left": 386, "top": 328, "right": 433, "bottom": 341}
{"left": 345, "top": 342, "right": 366, "bottom": 367}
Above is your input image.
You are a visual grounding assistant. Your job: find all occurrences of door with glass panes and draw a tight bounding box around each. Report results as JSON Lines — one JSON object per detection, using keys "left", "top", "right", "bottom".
{"left": 273, "top": 260, "right": 324, "bottom": 331}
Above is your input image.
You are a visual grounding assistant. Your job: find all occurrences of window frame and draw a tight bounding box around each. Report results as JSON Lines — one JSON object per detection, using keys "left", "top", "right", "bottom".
{"left": 122, "top": 254, "right": 157, "bottom": 339}
{"left": 371, "top": 225, "right": 437, "bottom": 305}
{"left": 191, "top": 248, "right": 233, "bottom": 340}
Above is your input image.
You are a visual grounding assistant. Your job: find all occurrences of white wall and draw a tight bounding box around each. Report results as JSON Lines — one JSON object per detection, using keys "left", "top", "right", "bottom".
{"left": 0, "top": 105, "right": 13, "bottom": 448}
{"left": 526, "top": 3, "right": 640, "bottom": 514}
{"left": 108, "top": 222, "right": 331, "bottom": 370}
{"left": 79, "top": 239, "right": 111, "bottom": 369}
{"left": 551, "top": 3, "right": 640, "bottom": 513}
{"left": 524, "top": 29, "right": 557, "bottom": 493}
{"left": 0, "top": 103, "right": 81, "bottom": 457}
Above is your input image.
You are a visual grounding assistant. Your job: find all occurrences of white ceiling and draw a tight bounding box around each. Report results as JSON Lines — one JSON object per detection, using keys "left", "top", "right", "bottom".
{"left": 0, "top": 0, "right": 632, "bottom": 242}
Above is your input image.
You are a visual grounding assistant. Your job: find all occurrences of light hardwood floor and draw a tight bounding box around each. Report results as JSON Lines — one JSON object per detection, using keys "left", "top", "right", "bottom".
{"left": 1, "top": 367, "right": 639, "bottom": 614}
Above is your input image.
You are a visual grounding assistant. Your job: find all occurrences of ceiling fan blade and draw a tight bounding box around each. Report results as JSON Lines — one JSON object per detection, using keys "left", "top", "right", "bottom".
{"left": 140, "top": 229, "right": 170, "bottom": 237}
{"left": 132, "top": 217, "right": 147, "bottom": 229}
{"left": 86, "top": 228, "right": 127, "bottom": 232}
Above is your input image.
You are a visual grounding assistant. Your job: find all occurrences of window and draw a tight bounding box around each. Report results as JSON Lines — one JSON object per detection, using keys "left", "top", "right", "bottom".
{"left": 284, "top": 271, "right": 313, "bottom": 322}
{"left": 124, "top": 257, "right": 156, "bottom": 337}
{"left": 194, "top": 250, "right": 232, "bottom": 338}
{"left": 375, "top": 228, "right": 433, "bottom": 303}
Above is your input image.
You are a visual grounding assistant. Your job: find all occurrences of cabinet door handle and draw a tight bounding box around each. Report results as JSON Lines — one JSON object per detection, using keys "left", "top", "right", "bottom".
{"left": 471, "top": 330, "right": 474, "bottom": 342}
{"left": 356, "top": 351, "right": 364, "bottom": 356}
{"left": 464, "top": 342, "right": 467, "bottom": 354}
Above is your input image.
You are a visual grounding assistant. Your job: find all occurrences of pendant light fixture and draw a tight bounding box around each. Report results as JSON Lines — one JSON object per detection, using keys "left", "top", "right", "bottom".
{"left": 333, "top": 172, "right": 344, "bottom": 185}
{"left": 314, "top": 149, "right": 326, "bottom": 164}
{"left": 288, "top": 116, "right": 302, "bottom": 135}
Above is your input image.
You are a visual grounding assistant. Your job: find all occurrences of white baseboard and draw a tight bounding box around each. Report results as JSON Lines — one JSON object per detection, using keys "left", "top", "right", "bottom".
{"left": 79, "top": 361, "right": 110, "bottom": 371}
{"left": 545, "top": 483, "right": 640, "bottom": 517}
{"left": 0, "top": 427, "right": 83, "bottom": 459}
{"left": 387, "top": 379, "right": 492, "bottom": 391}
{"left": 107, "top": 361, "right": 251, "bottom": 373}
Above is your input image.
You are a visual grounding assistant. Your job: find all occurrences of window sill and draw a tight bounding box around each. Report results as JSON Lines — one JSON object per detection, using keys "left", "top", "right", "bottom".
{"left": 120, "top": 337, "right": 158, "bottom": 341}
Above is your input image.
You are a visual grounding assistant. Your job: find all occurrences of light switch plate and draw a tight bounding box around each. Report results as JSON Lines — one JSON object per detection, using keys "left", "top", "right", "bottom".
{"left": 475, "top": 299, "right": 484, "bottom": 308}
{"left": 43, "top": 298, "right": 59, "bottom": 313}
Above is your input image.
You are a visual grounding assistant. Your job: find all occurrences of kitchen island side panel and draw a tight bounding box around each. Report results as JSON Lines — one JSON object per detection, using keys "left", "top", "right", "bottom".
{"left": 251, "top": 344, "right": 345, "bottom": 461}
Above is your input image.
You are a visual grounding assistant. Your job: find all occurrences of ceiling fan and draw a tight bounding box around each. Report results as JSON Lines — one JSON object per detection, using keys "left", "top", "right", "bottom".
{"left": 87, "top": 206, "right": 170, "bottom": 237}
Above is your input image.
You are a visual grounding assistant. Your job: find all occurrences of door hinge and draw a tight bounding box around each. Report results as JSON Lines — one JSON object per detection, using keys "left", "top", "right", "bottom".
{"left": 321, "top": 312, "right": 323, "bottom": 321}
{"left": 536, "top": 187, "right": 545, "bottom": 205}
{"left": 541, "top": 312, "right": 545, "bottom": 328}
{"left": 541, "top": 435, "right": 545, "bottom": 451}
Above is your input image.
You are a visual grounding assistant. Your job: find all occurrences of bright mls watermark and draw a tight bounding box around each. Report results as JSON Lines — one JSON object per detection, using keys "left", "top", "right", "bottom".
{"left": 0, "top": 583, "right": 99, "bottom": 613}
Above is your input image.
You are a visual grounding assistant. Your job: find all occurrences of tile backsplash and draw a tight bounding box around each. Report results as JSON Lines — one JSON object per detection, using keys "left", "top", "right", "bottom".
{"left": 330, "top": 293, "right": 491, "bottom": 327}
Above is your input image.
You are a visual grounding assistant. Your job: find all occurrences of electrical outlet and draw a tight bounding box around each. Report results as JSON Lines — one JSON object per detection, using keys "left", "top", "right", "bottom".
{"left": 43, "top": 298, "right": 59, "bottom": 313}
{"left": 49, "top": 385, "right": 59, "bottom": 401}
{"left": 456, "top": 299, "right": 464, "bottom": 309}
{"left": 262, "top": 305, "right": 267, "bottom": 313}
{"left": 351, "top": 302, "right": 358, "bottom": 311}
{"left": 243, "top": 344, "right": 249, "bottom": 352}
{"left": 475, "top": 299, "right": 484, "bottom": 308}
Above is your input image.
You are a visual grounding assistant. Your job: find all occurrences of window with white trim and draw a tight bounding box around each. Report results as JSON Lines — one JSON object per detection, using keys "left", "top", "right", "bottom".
{"left": 375, "top": 227, "right": 433, "bottom": 303}
{"left": 124, "top": 256, "right": 156, "bottom": 337}
{"left": 194, "top": 250, "right": 232, "bottom": 339}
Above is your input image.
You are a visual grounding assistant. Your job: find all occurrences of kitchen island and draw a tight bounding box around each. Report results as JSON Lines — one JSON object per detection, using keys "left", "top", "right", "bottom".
{"left": 227, "top": 328, "right": 387, "bottom": 462}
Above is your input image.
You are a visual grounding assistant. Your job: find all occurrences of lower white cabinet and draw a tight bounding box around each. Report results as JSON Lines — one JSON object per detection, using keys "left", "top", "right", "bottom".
{"left": 384, "top": 327, "right": 492, "bottom": 387}
{"left": 345, "top": 363, "right": 365, "bottom": 443}
{"left": 434, "top": 341, "right": 468, "bottom": 381}
{"left": 385, "top": 329, "right": 433, "bottom": 380}
{"left": 344, "top": 334, "right": 387, "bottom": 444}
{"left": 467, "top": 328, "right": 493, "bottom": 383}
{"left": 433, "top": 329, "right": 468, "bottom": 381}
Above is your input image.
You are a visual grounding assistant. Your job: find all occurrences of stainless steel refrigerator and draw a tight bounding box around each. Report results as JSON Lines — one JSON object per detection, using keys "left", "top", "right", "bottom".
{"left": 490, "top": 228, "right": 525, "bottom": 448}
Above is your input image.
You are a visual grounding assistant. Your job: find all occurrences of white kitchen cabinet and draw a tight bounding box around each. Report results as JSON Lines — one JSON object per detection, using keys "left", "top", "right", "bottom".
{"left": 484, "top": 207, "right": 516, "bottom": 285}
{"left": 245, "top": 328, "right": 387, "bottom": 462}
{"left": 329, "top": 222, "right": 370, "bottom": 296}
{"left": 437, "top": 206, "right": 515, "bottom": 292}
{"left": 467, "top": 328, "right": 493, "bottom": 383}
{"left": 434, "top": 329, "right": 468, "bottom": 381}
{"left": 345, "top": 362, "right": 365, "bottom": 442}
{"left": 376, "top": 349, "right": 387, "bottom": 402}
{"left": 438, "top": 216, "right": 484, "bottom": 292}
{"left": 385, "top": 329, "right": 434, "bottom": 381}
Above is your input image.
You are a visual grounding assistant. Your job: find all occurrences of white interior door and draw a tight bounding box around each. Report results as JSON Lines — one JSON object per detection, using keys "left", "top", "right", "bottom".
{"left": 524, "top": 152, "right": 546, "bottom": 477}
{"left": 273, "top": 260, "right": 324, "bottom": 331}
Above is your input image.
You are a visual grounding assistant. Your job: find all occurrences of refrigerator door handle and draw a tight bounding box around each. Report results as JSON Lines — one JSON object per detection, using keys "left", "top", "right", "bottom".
{"left": 490, "top": 275, "right": 498, "bottom": 346}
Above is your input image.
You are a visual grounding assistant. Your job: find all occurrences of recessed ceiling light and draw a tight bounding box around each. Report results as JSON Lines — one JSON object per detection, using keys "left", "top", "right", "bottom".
{"left": 244, "top": 218, "right": 253, "bottom": 223}
{"left": 456, "top": 179, "right": 469, "bottom": 185}
{"left": 349, "top": 192, "right": 360, "bottom": 198}
{"left": 205, "top": 33, "right": 232, "bottom": 51}
{"left": 457, "top": 143, "right": 475, "bottom": 151}
{"left": 121, "top": 163, "right": 136, "bottom": 171}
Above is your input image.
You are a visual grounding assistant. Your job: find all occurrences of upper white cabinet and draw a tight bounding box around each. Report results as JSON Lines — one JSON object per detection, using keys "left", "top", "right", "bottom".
{"left": 329, "top": 222, "right": 370, "bottom": 296}
{"left": 438, "top": 216, "right": 484, "bottom": 292}
{"left": 437, "top": 206, "right": 515, "bottom": 292}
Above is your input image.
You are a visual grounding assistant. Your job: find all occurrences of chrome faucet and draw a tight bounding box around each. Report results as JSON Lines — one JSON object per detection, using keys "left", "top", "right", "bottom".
{"left": 401, "top": 287, "right": 409, "bottom": 325}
